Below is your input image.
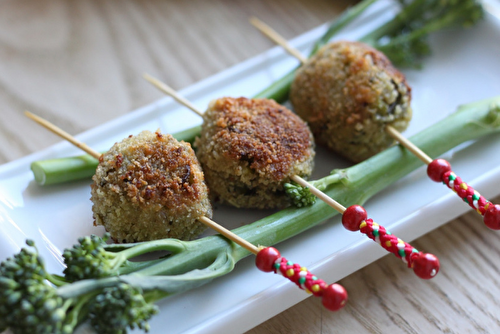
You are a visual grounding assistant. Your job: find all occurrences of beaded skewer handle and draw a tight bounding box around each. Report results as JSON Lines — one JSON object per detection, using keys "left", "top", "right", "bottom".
{"left": 342, "top": 205, "right": 438, "bottom": 279}
{"left": 387, "top": 127, "right": 500, "bottom": 230}
{"left": 293, "top": 176, "right": 440, "bottom": 280}
{"left": 25, "top": 111, "right": 349, "bottom": 312}
{"left": 256, "top": 247, "right": 347, "bottom": 311}
{"left": 427, "top": 159, "right": 500, "bottom": 230}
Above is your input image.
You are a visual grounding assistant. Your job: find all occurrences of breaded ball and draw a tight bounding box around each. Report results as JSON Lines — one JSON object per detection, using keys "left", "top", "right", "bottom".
{"left": 291, "top": 40, "right": 412, "bottom": 162}
{"left": 90, "top": 130, "right": 212, "bottom": 243}
{"left": 195, "top": 97, "right": 315, "bottom": 209}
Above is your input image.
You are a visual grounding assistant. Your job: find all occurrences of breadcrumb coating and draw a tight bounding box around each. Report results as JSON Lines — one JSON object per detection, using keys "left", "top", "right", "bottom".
{"left": 90, "top": 130, "right": 212, "bottom": 243}
{"left": 291, "top": 40, "right": 412, "bottom": 162}
{"left": 195, "top": 97, "right": 315, "bottom": 209}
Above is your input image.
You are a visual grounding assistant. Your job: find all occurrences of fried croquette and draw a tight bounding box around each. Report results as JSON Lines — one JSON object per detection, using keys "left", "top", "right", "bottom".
{"left": 195, "top": 97, "right": 315, "bottom": 209}
{"left": 90, "top": 130, "right": 212, "bottom": 243}
{"left": 291, "top": 40, "right": 412, "bottom": 162}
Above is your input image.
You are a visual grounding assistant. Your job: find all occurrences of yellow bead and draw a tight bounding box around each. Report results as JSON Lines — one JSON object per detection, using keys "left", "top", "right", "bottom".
{"left": 460, "top": 183, "right": 468, "bottom": 190}
{"left": 312, "top": 284, "right": 320, "bottom": 292}
{"left": 305, "top": 289, "right": 312, "bottom": 294}
{"left": 286, "top": 269, "right": 294, "bottom": 277}
{"left": 372, "top": 222, "right": 379, "bottom": 228}
{"left": 385, "top": 241, "right": 392, "bottom": 247}
{"left": 359, "top": 221, "right": 367, "bottom": 229}
{"left": 300, "top": 267, "right": 308, "bottom": 272}
{"left": 485, "top": 203, "right": 490, "bottom": 210}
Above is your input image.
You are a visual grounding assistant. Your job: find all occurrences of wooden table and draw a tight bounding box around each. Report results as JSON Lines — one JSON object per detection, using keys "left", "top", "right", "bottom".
{"left": 1, "top": 1, "right": 499, "bottom": 333}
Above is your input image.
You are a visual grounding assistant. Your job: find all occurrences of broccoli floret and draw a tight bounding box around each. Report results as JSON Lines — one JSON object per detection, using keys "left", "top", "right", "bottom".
{"left": 0, "top": 241, "right": 71, "bottom": 334}
{"left": 89, "top": 283, "right": 159, "bottom": 334}
{"left": 62, "top": 233, "right": 175, "bottom": 281}
{"left": 284, "top": 182, "right": 317, "bottom": 207}
{"left": 285, "top": 172, "right": 344, "bottom": 208}
{"left": 63, "top": 234, "right": 118, "bottom": 281}
{"left": 362, "top": 0, "right": 484, "bottom": 68}
{"left": 0, "top": 239, "right": 167, "bottom": 334}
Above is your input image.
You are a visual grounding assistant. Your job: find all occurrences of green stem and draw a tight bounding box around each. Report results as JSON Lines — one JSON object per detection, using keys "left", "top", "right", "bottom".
{"left": 108, "top": 239, "right": 188, "bottom": 275}
{"left": 310, "top": 172, "right": 344, "bottom": 192}
{"left": 113, "top": 238, "right": 186, "bottom": 264}
{"left": 360, "top": 0, "right": 428, "bottom": 44}
{"left": 308, "top": 0, "right": 378, "bottom": 55}
{"left": 65, "top": 291, "right": 99, "bottom": 331}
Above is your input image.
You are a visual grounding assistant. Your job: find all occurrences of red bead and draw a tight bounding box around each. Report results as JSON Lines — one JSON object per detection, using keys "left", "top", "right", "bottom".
{"left": 427, "top": 159, "right": 452, "bottom": 182}
{"left": 484, "top": 204, "right": 500, "bottom": 230}
{"left": 255, "top": 247, "right": 281, "bottom": 272}
{"left": 411, "top": 252, "right": 440, "bottom": 279}
{"left": 342, "top": 205, "right": 367, "bottom": 231}
{"left": 321, "top": 283, "right": 348, "bottom": 312}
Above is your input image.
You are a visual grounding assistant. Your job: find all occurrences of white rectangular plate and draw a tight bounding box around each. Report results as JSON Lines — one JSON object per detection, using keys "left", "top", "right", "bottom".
{"left": 1, "top": 1, "right": 500, "bottom": 333}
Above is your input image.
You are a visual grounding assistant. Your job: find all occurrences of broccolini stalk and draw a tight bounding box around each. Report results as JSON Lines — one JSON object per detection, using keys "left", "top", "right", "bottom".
{"left": 2, "top": 96, "right": 492, "bottom": 334}
{"left": 360, "top": 0, "right": 484, "bottom": 68}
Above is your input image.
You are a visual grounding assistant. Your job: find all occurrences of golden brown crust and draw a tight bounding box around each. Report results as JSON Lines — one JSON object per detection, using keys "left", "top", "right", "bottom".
{"left": 90, "top": 130, "right": 212, "bottom": 243}
{"left": 291, "top": 40, "right": 412, "bottom": 163}
{"left": 195, "top": 97, "right": 315, "bottom": 209}
{"left": 207, "top": 97, "right": 312, "bottom": 180}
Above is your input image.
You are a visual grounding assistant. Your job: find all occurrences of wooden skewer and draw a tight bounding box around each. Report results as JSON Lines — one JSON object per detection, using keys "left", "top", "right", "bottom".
{"left": 250, "top": 17, "right": 434, "bottom": 165}
{"left": 25, "top": 111, "right": 101, "bottom": 160}
{"left": 198, "top": 216, "right": 259, "bottom": 254}
{"left": 384, "top": 125, "right": 432, "bottom": 164}
{"left": 24, "top": 111, "right": 259, "bottom": 254}
{"left": 291, "top": 175, "right": 345, "bottom": 213}
{"left": 143, "top": 74, "right": 204, "bottom": 117}
{"left": 250, "top": 17, "right": 308, "bottom": 65}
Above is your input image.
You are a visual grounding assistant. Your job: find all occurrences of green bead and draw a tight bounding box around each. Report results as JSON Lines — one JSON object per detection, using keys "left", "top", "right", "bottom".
{"left": 449, "top": 174, "right": 456, "bottom": 181}
{"left": 287, "top": 261, "right": 293, "bottom": 266}
{"left": 463, "top": 197, "right": 469, "bottom": 203}
{"left": 373, "top": 230, "right": 379, "bottom": 237}
{"left": 398, "top": 249, "right": 406, "bottom": 257}
{"left": 299, "top": 277, "right": 306, "bottom": 285}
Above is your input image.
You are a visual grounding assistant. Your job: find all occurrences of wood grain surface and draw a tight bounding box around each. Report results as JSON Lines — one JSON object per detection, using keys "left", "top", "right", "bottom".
{"left": 1, "top": 1, "right": 499, "bottom": 333}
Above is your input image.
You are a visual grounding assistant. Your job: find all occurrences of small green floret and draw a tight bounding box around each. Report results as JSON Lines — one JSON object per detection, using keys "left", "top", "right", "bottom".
{"left": 284, "top": 182, "right": 317, "bottom": 207}
{"left": 363, "top": 0, "right": 485, "bottom": 68}
{"left": 63, "top": 234, "right": 115, "bottom": 281}
{"left": 285, "top": 172, "right": 344, "bottom": 208}
{"left": 89, "top": 283, "right": 159, "bottom": 334}
{"left": 0, "top": 241, "right": 70, "bottom": 334}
